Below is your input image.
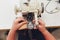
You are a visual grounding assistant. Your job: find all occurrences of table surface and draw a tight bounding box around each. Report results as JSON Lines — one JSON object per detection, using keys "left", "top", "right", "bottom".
{"left": 0, "top": 0, "right": 60, "bottom": 30}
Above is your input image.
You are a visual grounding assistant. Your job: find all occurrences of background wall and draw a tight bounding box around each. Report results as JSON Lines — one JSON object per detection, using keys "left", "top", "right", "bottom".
{"left": 0, "top": 0, "right": 60, "bottom": 29}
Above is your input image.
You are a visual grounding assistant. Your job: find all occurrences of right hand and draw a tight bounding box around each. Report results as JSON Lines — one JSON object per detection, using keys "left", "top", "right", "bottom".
{"left": 33, "top": 19, "right": 46, "bottom": 31}
{"left": 11, "top": 17, "right": 28, "bottom": 31}
{"left": 37, "top": 19, "right": 46, "bottom": 32}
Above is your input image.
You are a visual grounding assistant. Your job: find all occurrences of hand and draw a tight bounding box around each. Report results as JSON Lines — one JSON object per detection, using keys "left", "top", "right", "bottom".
{"left": 33, "top": 19, "right": 46, "bottom": 30}
{"left": 11, "top": 17, "right": 27, "bottom": 31}
{"left": 36, "top": 19, "right": 46, "bottom": 32}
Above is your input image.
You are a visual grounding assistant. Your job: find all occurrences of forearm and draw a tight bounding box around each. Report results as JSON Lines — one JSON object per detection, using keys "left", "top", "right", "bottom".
{"left": 39, "top": 29, "right": 56, "bottom": 40}
{"left": 7, "top": 29, "right": 16, "bottom": 40}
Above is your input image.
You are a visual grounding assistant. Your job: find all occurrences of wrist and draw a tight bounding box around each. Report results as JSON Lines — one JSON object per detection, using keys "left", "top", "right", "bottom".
{"left": 11, "top": 28, "right": 17, "bottom": 32}
{"left": 38, "top": 28, "right": 47, "bottom": 32}
{"left": 40, "top": 29, "right": 49, "bottom": 34}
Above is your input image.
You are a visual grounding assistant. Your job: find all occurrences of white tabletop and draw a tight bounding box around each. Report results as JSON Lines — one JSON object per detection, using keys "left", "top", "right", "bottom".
{"left": 0, "top": 0, "right": 60, "bottom": 30}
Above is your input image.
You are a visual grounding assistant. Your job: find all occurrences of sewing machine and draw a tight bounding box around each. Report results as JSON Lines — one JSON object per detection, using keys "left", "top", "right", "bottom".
{"left": 15, "top": 0, "right": 44, "bottom": 30}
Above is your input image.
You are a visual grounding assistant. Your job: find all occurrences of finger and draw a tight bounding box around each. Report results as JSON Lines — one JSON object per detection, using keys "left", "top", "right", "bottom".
{"left": 14, "top": 17, "right": 25, "bottom": 23}
{"left": 36, "top": 25, "right": 42, "bottom": 30}
{"left": 18, "top": 21, "right": 28, "bottom": 28}
{"left": 38, "top": 19, "right": 45, "bottom": 26}
{"left": 33, "top": 19, "right": 45, "bottom": 26}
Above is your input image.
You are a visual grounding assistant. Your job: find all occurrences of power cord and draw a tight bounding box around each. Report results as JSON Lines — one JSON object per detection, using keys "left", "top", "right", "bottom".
{"left": 45, "top": 0, "right": 60, "bottom": 14}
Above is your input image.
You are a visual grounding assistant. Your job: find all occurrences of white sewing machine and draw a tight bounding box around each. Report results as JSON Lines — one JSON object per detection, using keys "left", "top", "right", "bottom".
{"left": 15, "top": 0, "right": 44, "bottom": 30}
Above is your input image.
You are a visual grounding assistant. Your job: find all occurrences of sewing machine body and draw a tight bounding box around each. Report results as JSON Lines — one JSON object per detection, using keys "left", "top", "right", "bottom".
{"left": 15, "top": 0, "right": 44, "bottom": 30}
